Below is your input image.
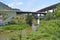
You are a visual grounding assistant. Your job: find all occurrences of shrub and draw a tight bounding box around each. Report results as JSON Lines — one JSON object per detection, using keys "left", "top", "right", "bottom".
{"left": 55, "top": 4, "right": 60, "bottom": 17}
{"left": 44, "top": 12, "right": 56, "bottom": 20}
{"left": 20, "top": 19, "right": 60, "bottom": 40}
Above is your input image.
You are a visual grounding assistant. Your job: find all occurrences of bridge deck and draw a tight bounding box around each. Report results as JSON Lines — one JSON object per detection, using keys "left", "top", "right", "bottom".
{"left": 37, "top": 3, "right": 60, "bottom": 12}
{"left": 16, "top": 12, "right": 46, "bottom": 15}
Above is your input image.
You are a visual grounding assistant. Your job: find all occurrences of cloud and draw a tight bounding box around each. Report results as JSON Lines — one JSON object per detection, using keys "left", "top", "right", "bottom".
{"left": 17, "top": 2, "right": 23, "bottom": 5}
{"left": 8, "top": 2, "right": 23, "bottom": 8}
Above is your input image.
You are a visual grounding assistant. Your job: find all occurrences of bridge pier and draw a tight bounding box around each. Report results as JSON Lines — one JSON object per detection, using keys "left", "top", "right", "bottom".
{"left": 16, "top": 12, "right": 46, "bottom": 25}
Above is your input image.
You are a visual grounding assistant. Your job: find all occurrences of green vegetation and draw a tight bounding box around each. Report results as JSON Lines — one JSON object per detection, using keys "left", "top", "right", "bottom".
{"left": 0, "top": 4, "right": 60, "bottom": 40}
{"left": 20, "top": 4, "right": 60, "bottom": 40}
{"left": 21, "top": 19, "right": 60, "bottom": 40}
{"left": 44, "top": 12, "right": 56, "bottom": 20}
{"left": 0, "top": 23, "right": 29, "bottom": 30}
{"left": 7, "top": 19, "right": 60, "bottom": 40}
{"left": 55, "top": 4, "right": 60, "bottom": 17}
{"left": 26, "top": 15, "right": 33, "bottom": 26}
{"left": 0, "top": 14, "right": 29, "bottom": 33}
{"left": 7, "top": 4, "right": 60, "bottom": 40}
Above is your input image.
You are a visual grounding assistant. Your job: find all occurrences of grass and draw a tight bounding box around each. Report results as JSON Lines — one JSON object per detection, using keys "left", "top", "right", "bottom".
{"left": 19, "top": 19, "right": 60, "bottom": 40}
{"left": 1, "top": 14, "right": 60, "bottom": 40}
{"left": 0, "top": 14, "right": 29, "bottom": 31}
{"left": 2, "top": 19, "right": 60, "bottom": 40}
{"left": 0, "top": 23, "right": 29, "bottom": 32}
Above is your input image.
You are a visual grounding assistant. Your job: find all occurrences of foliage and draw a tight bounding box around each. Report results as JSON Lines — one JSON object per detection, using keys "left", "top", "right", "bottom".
{"left": 0, "top": 14, "right": 30, "bottom": 31}
{"left": 44, "top": 4, "right": 60, "bottom": 20}
{"left": 55, "top": 4, "right": 60, "bottom": 17}
{"left": 26, "top": 15, "right": 33, "bottom": 26}
{"left": 44, "top": 12, "right": 56, "bottom": 20}
{"left": 6, "top": 19, "right": 60, "bottom": 40}
{"left": 0, "top": 23, "right": 29, "bottom": 30}
{"left": 0, "top": 4, "right": 60, "bottom": 40}
{"left": 20, "top": 19, "right": 60, "bottom": 40}
{"left": 7, "top": 19, "right": 17, "bottom": 25}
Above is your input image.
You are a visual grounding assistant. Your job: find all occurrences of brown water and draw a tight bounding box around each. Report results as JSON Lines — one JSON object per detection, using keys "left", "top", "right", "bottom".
{"left": 0, "top": 24, "right": 37, "bottom": 40}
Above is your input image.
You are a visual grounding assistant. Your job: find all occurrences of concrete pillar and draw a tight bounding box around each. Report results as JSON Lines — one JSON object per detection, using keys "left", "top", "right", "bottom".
{"left": 52, "top": 9, "right": 55, "bottom": 13}
{"left": 52, "top": 9, "right": 55, "bottom": 15}
{"left": 37, "top": 14, "right": 40, "bottom": 24}
{"left": 47, "top": 10, "right": 49, "bottom": 13}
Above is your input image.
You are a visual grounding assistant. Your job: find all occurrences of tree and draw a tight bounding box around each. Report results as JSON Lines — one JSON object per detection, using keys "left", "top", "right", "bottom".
{"left": 55, "top": 4, "right": 60, "bottom": 17}
{"left": 26, "top": 15, "right": 33, "bottom": 26}
{"left": 44, "top": 12, "right": 55, "bottom": 20}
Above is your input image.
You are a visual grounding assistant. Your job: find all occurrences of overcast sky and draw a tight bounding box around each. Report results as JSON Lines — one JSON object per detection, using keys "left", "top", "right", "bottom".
{"left": 0, "top": 0, "right": 60, "bottom": 12}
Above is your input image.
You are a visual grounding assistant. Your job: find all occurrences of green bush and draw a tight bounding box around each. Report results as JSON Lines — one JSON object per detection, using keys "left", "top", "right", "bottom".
{"left": 26, "top": 15, "right": 33, "bottom": 26}
{"left": 44, "top": 12, "right": 56, "bottom": 20}
{"left": 0, "top": 23, "right": 29, "bottom": 30}
{"left": 55, "top": 4, "right": 60, "bottom": 17}
{"left": 20, "top": 19, "right": 60, "bottom": 40}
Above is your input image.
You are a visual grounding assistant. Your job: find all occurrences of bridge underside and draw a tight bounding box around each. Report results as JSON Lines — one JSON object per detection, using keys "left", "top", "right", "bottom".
{"left": 16, "top": 12, "right": 46, "bottom": 15}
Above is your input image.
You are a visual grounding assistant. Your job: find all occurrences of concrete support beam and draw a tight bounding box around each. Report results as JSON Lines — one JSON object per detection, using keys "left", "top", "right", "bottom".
{"left": 52, "top": 9, "right": 55, "bottom": 15}
{"left": 46, "top": 10, "right": 49, "bottom": 13}
{"left": 52, "top": 9, "right": 55, "bottom": 13}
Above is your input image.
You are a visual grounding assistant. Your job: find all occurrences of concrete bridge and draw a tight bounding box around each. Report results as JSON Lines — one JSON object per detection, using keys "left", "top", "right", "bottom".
{"left": 37, "top": 3, "right": 60, "bottom": 13}
{"left": 0, "top": 10, "right": 46, "bottom": 25}
{"left": 16, "top": 12, "right": 46, "bottom": 25}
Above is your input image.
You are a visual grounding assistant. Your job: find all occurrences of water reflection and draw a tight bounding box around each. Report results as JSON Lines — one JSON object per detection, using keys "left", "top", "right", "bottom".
{"left": 32, "top": 24, "right": 37, "bottom": 32}
{"left": 22, "top": 23, "right": 37, "bottom": 36}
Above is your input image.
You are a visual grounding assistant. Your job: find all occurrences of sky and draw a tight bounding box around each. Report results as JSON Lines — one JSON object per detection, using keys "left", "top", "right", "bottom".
{"left": 0, "top": 0, "right": 60, "bottom": 12}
